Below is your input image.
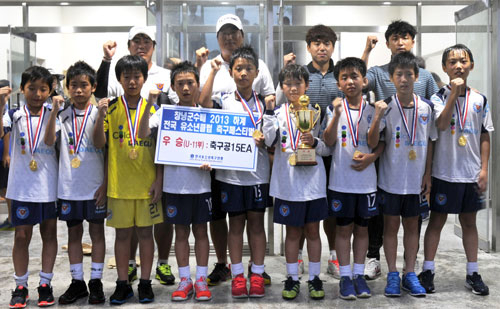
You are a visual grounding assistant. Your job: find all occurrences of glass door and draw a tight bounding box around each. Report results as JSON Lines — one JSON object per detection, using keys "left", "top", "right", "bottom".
{"left": 454, "top": 1, "right": 492, "bottom": 252}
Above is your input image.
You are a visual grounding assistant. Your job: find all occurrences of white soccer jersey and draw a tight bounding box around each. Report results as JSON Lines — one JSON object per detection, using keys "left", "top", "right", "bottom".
{"left": 431, "top": 86, "right": 494, "bottom": 183}
{"left": 263, "top": 103, "right": 331, "bottom": 201}
{"left": 325, "top": 101, "right": 378, "bottom": 194}
{"left": 4, "top": 106, "right": 58, "bottom": 202}
{"left": 150, "top": 107, "right": 211, "bottom": 194}
{"left": 57, "top": 105, "right": 105, "bottom": 200}
{"left": 214, "top": 91, "right": 270, "bottom": 186}
{"left": 378, "top": 95, "right": 437, "bottom": 195}
{"left": 199, "top": 54, "right": 275, "bottom": 102}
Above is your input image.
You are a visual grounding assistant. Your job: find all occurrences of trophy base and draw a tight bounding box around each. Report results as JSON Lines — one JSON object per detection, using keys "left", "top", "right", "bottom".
{"left": 295, "top": 148, "right": 317, "bottom": 166}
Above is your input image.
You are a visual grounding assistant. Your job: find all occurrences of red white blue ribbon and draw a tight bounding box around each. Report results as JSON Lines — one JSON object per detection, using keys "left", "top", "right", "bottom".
{"left": 23, "top": 105, "right": 46, "bottom": 157}
{"left": 455, "top": 88, "right": 470, "bottom": 132}
{"left": 121, "top": 96, "right": 143, "bottom": 148}
{"left": 236, "top": 90, "right": 263, "bottom": 130}
{"left": 285, "top": 103, "right": 301, "bottom": 151}
{"left": 394, "top": 94, "right": 418, "bottom": 146}
{"left": 343, "top": 98, "right": 365, "bottom": 147}
{"left": 72, "top": 104, "right": 92, "bottom": 155}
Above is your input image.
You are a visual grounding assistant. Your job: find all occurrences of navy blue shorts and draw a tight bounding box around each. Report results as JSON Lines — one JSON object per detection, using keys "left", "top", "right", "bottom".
{"left": 210, "top": 177, "right": 226, "bottom": 221}
{"left": 327, "top": 190, "right": 378, "bottom": 220}
{"left": 274, "top": 197, "right": 328, "bottom": 227}
{"left": 378, "top": 188, "right": 428, "bottom": 218}
{"left": 58, "top": 199, "right": 107, "bottom": 227}
{"left": 219, "top": 182, "right": 270, "bottom": 214}
{"left": 164, "top": 192, "right": 212, "bottom": 225}
{"left": 11, "top": 200, "right": 57, "bottom": 226}
{"left": 430, "top": 177, "right": 484, "bottom": 214}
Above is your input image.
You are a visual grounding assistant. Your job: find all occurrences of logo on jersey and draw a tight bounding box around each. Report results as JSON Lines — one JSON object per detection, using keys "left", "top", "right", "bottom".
{"left": 435, "top": 193, "right": 447, "bottom": 206}
{"left": 419, "top": 113, "right": 429, "bottom": 125}
{"left": 473, "top": 102, "right": 482, "bottom": 113}
{"left": 450, "top": 116, "right": 456, "bottom": 135}
{"left": 341, "top": 125, "right": 347, "bottom": 147}
{"left": 60, "top": 202, "right": 71, "bottom": 215}
{"left": 395, "top": 126, "right": 401, "bottom": 148}
{"left": 331, "top": 200, "right": 342, "bottom": 212}
{"left": 156, "top": 83, "right": 164, "bottom": 91}
{"left": 166, "top": 205, "right": 177, "bottom": 218}
{"left": 16, "top": 206, "right": 29, "bottom": 219}
{"left": 221, "top": 191, "right": 228, "bottom": 204}
{"left": 279, "top": 205, "right": 290, "bottom": 217}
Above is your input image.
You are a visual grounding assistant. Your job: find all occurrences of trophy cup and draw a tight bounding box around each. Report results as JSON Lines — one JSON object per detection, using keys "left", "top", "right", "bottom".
{"left": 289, "top": 94, "right": 321, "bottom": 166}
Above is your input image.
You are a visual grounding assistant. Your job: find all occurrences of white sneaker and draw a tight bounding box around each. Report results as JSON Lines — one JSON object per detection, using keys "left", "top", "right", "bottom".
{"left": 298, "top": 259, "right": 304, "bottom": 274}
{"left": 327, "top": 259, "right": 340, "bottom": 279}
{"left": 364, "top": 258, "right": 381, "bottom": 280}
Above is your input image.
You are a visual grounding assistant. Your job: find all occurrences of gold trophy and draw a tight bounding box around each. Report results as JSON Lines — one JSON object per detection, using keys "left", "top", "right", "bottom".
{"left": 289, "top": 94, "right": 321, "bottom": 166}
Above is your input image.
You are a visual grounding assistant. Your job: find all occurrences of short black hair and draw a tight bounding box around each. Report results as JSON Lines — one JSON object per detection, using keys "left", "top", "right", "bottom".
{"left": 385, "top": 20, "right": 417, "bottom": 41}
{"left": 21, "top": 66, "right": 53, "bottom": 92}
{"left": 171, "top": 61, "right": 199, "bottom": 86}
{"left": 306, "top": 24, "right": 337, "bottom": 46}
{"left": 115, "top": 55, "right": 148, "bottom": 81}
{"left": 230, "top": 45, "right": 259, "bottom": 70}
{"left": 388, "top": 51, "right": 419, "bottom": 76}
{"left": 279, "top": 64, "right": 309, "bottom": 88}
{"left": 66, "top": 61, "right": 96, "bottom": 88}
{"left": 441, "top": 44, "right": 474, "bottom": 66}
{"left": 333, "top": 57, "right": 367, "bottom": 81}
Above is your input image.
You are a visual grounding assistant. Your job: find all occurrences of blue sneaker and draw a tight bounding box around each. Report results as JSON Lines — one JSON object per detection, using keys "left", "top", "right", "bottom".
{"left": 384, "top": 272, "right": 401, "bottom": 297}
{"left": 339, "top": 276, "right": 356, "bottom": 300}
{"left": 402, "top": 272, "right": 426, "bottom": 297}
{"left": 353, "top": 275, "right": 371, "bottom": 298}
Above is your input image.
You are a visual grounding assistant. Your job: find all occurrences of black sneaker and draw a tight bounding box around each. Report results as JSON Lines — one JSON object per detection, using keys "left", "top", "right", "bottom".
{"left": 9, "top": 285, "right": 29, "bottom": 309}
{"left": 138, "top": 279, "right": 154, "bottom": 303}
{"left": 155, "top": 263, "right": 175, "bottom": 285}
{"left": 59, "top": 279, "right": 89, "bottom": 304}
{"left": 37, "top": 284, "right": 55, "bottom": 307}
{"left": 247, "top": 263, "right": 272, "bottom": 285}
{"left": 418, "top": 270, "right": 435, "bottom": 293}
{"left": 307, "top": 276, "right": 325, "bottom": 300}
{"left": 128, "top": 265, "right": 138, "bottom": 283}
{"left": 207, "top": 263, "right": 231, "bottom": 286}
{"left": 88, "top": 279, "right": 106, "bottom": 304}
{"left": 465, "top": 272, "right": 489, "bottom": 296}
{"left": 110, "top": 280, "right": 133, "bottom": 305}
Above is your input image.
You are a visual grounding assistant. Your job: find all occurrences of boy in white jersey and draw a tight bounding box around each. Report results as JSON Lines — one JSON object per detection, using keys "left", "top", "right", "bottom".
{"left": 49, "top": 62, "right": 107, "bottom": 305}
{"left": 1, "top": 66, "right": 64, "bottom": 308}
{"left": 138, "top": 61, "right": 213, "bottom": 302}
{"left": 263, "top": 64, "right": 330, "bottom": 300}
{"left": 368, "top": 52, "right": 435, "bottom": 298}
{"left": 419, "top": 44, "right": 492, "bottom": 296}
{"left": 202, "top": 46, "right": 270, "bottom": 298}
{"left": 323, "top": 57, "right": 382, "bottom": 300}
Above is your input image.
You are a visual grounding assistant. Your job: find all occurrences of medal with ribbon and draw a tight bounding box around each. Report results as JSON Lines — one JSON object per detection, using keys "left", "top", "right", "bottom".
{"left": 236, "top": 90, "right": 263, "bottom": 138}
{"left": 454, "top": 87, "right": 470, "bottom": 147}
{"left": 343, "top": 98, "right": 365, "bottom": 148}
{"left": 122, "top": 96, "right": 143, "bottom": 160}
{"left": 285, "top": 103, "right": 301, "bottom": 165}
{"left": 70, "top": 104, "right": 92, "bottom": 168}
{"left": 394, "top": 94, "right": 418, "bottom": 160}
{"left": 24, "top": 105, "right": 46, "bottom": 171}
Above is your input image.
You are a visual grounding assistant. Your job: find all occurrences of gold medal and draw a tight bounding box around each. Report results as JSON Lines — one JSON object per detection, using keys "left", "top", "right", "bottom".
{"left": 353, "top": 150, "right": 362, "bottom": 160}
{"left": 252, "top": 130, "right": 263, "bottom": 139}
{"left": 71, "top": 157, "right": 81, "bottom": 168}
{"left": 29, "top": 159, "right": 38, "bottom": 171}
{"left": 129, "top": 148, "right": 138, "bottom": 160}
{"left": 288, "top": 153, "right": 297, "bottom": 166}
{"left": 408, "top": 149, "right": 417, "bottom": 161}
{"left": 458, "top": 135, "right": 467, "bottom": 147}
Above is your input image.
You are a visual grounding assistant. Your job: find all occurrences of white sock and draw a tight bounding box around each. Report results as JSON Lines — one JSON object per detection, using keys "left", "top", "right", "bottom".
{"left": 286, "top": 262, "right": 299, "bottom": 281}
{"left": 129, "top": 259, "right": 136, "bottom": 268}
{"left": 423, "top": 260, "right": 435, "bottom": 273}
{"left": 70, "top": 263, "right": 84, "bottom": 281}
{"left": 339, "top": 265, "right": 352, "bottom": 278}
{"left": 14, "top": 271, "right": 29, "bottom": 288}
{"left": 466, "top": 262, "right": 478, "bottom": 276}
{"left": 90, "top": 262, "right": 104, "bottom": 280}
{"left": 39, "top": 271, "right": 53, "bottom": 286}
{"left": 330, "top": 250, "right": 337, "bottom": 260}
{"left": 298, "top": 249, "right": 303, "bottom": 260}
{"left": 308, "top": 261, "right": 321, "bottom": 281}
{"left": 178, "top": 265, "right": 191, "bottom": 280}
{"left": 231, "top": 262, "right": 244, "bottom": 277}
{"left": 353, "top": 263, "right": 365, "bottom": 276}
{"left": 196, "top": 266, "right": 208, "bottom": 280}
{"left": 157, "top": 259, "right": 168, "bottom": 267}
{"left": 251, "top": 263, "right": 265, "bottom": 275}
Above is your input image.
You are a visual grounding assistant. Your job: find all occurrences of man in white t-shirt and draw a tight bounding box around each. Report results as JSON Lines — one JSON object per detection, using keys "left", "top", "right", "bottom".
{"left": 94, "top": 25, "right": 176, "bottom": 287}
